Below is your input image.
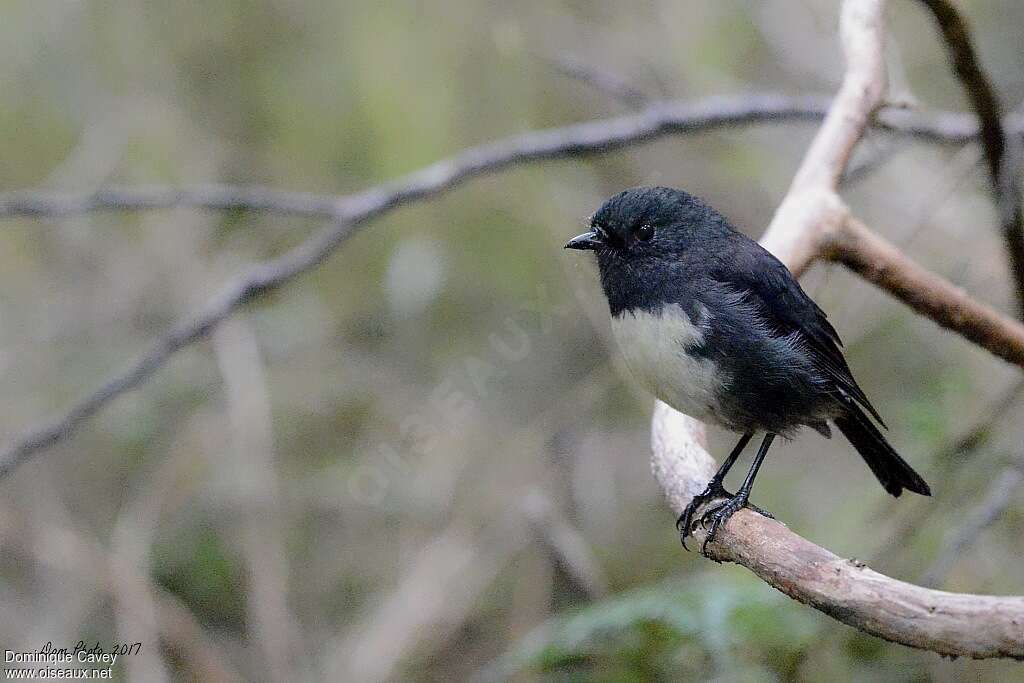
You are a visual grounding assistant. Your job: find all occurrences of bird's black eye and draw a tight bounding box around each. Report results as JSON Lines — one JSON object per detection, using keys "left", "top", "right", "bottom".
{"left": 635, "top": 224, "right": 654, "bottom": 241}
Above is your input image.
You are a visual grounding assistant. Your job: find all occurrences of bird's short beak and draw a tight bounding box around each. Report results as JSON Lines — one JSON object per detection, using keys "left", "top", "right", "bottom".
{"left": 564, "top": 230, "right": 603, "bottom": 251}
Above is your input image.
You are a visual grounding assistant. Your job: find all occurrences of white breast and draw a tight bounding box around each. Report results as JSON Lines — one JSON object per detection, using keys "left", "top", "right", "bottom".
{"left": 609, "top": 304, "right": 724, "bottom": 422}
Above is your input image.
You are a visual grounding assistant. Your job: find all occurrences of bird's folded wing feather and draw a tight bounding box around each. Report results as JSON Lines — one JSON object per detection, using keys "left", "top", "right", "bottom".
{"left": 710, "top": 240, "right": 886, "bottom": 426}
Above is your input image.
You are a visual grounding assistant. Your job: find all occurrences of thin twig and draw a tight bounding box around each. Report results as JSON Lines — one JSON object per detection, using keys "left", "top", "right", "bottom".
{"left": 922, "top": 458, "right": 1024, "bottom": 587}
{"left": 0, "top": 99, "right": 1018, "bottom": 222}
{"left": 935, "top": 379, "right": 1024, "bottom": 466}
{"left": 0, "top": 185, "right": 343, "bottom": 219}
{"left": 838, "top": 136, "right": 908, "bottom": 186}
{"left": 539, "top": 52, "right": 650, "bottom": 109}
{"left": 521, "top": 488, "right": 609, "bottom": 599}
{"left": 868, "top": 377, "right": 1024, "bottom": 565}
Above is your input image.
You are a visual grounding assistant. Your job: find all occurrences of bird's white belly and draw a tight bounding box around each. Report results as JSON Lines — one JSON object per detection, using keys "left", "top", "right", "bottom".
{"left": 609, "top": 304, "right": 724, "bottom": 422}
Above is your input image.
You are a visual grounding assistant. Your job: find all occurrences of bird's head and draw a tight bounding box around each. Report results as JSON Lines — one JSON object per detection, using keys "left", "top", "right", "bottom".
{"left": 566, "top": 186, "right": 730, "bottom": 269}
{"left": 565, "top": 186, "right": 737, "bottom": 313}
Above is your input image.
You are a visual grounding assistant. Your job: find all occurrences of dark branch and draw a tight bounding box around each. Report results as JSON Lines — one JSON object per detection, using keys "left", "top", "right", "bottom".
{"left": 0, "top": 185, "right": 343, "bottom": 220}
{"left": 918, "top": 0, "right": 1006, "bottom": 178}
{"left": 0, "top": 96, "right": 1017, "bottom": 222}
{"left": 918, "top": 0, "right": 1024, "bottom": 314}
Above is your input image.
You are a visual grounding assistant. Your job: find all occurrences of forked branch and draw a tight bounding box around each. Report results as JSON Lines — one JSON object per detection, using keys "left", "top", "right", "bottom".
{"left": 650, "top": 0, "right": 1024, "bottom": 659}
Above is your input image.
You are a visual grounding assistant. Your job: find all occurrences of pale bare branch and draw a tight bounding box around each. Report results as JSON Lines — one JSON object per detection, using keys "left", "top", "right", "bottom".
{"left": 828, "top": 215, "right": 1024, "bottom": 368}
{"left": 328, "top": 518, "right": 531, "bottom": 682}
{"left": 649, "top": 0, "right": 1024, "bottom": 660}
{"left": 214, "top": 318, "right": 305, "bottom": 683}
{"left": 521, "top": 488, "right": 609, "bottom": 599}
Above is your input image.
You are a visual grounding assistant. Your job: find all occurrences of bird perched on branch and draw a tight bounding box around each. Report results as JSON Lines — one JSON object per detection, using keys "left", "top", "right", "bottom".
{"left": 565, "top": 186, "right": 930, "bottom": 554}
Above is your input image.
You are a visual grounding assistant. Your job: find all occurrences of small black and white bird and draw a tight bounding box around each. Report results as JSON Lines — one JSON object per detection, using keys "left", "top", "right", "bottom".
{"left": 566, "top": 186, "right": 930, "bottom": 552}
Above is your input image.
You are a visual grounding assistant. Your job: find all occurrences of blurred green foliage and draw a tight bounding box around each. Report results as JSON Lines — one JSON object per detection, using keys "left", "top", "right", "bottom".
{"left": 486, "top": 577, "right": 819, "bottom": 681}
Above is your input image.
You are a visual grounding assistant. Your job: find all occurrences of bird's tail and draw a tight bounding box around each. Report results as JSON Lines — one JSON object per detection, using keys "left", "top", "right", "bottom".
{"left": 835, "top": 406, "right": 931, "bottom": 497}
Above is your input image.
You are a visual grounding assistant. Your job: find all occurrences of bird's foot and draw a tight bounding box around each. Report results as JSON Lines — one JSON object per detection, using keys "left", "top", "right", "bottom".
{"left": 676, "top": 480, "right": 730, "bottom": 551}
{"left": 698, "top": 493, "right": 774, "bottom": 559}
{"left": 743, "top": 501, "right": 774, "bottom": 520}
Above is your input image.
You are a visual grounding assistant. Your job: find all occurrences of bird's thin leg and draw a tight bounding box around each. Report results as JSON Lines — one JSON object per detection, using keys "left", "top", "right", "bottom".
{"left": 676, "top": 431, "right": 753, "bottom": 550}
{"left": 700, "top": 433, "right": 776, "bottom": 557}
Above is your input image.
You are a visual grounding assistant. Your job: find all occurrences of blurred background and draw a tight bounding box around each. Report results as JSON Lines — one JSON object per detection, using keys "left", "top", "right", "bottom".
{"left": 0, "top": 0, "right": 1022, "bottom": 680}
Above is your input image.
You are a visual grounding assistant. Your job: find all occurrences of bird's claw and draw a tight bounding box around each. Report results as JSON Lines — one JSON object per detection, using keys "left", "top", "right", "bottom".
{"left": 697, "top": 494, "right": 774, "bottom": 557}
{"left": 743, "top": 501, "right": 774, "bottom": 519}
{"left": 676, "top": 481, "right": 729, "bottom": 551}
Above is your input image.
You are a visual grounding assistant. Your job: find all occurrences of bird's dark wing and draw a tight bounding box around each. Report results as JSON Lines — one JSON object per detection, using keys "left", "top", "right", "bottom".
{"left": 709, "top": 238, "right": 886, "bottom": 426}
